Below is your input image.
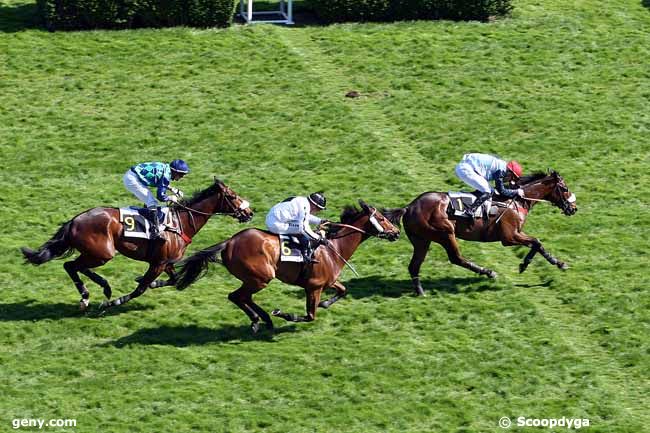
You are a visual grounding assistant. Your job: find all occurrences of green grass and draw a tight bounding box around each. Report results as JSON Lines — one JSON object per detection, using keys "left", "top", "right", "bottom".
{"left": 1, "top": 0, "right": 649, "bottom": 432}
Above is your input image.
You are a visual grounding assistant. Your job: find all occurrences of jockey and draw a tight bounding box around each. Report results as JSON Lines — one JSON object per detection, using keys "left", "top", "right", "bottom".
{"left": 123, "top": 159, "right": 190, "bottom": 240}
{"left": 454, "top": 153, "right": 524, "bottom": 218}
{"left": 265, "top": 193, "right": 328, "bottom": 264}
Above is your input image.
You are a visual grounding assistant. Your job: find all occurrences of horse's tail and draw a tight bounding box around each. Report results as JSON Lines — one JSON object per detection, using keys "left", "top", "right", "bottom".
{"left": 381, "top": 207, "right": 407, "bottom": 228}
{"left": 20, "top": 221, "right": 74, "bottom": 265}
{"left": 175, "top": 240, "right": 229, "bottom": 291}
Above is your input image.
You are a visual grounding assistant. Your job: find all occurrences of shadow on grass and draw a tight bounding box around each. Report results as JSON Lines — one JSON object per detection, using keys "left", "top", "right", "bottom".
{"left": 0, "top": 2, "right": 41, "bottom": 33}
{"left": 0, "top": 299, "right": 153, "bottom": 321}
{"left": 107, "top": 323, "right": 299, "bottom": 347}
{"left": 341, "top": 275, "right": 502, "bottom": 299}
{"left": 643, "top": 0, "right": 650, "bottom": 10}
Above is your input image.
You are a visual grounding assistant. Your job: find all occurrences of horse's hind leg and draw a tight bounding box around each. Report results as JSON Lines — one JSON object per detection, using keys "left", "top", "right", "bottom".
{"left": 80, "top": 269, "right": 112, "bottom": 299}
{"left": 273, "top": 288, "right": 322, "bottom": 323}
{"left": 64, "top": 260, "right": 90, "bottom": 311}
{"left": 319, "top": 280, "right": 347, "bottom": 308}
{"left": 101, "top": 263, "right": 164, "bottom": 310}
{"left": 135, "top": 263, "right": 177, "bottom": 288}
{"left": 438, "top": 234, "right": 497, "bottom": 279}
{"left": 407, "top": 235, "right": 432, "bottom": 296}
{"left": 64, "top": 254, "right": 112, "bottom": 311}
{"left": 228, "top": 284, "right": 272, "bottom": 333}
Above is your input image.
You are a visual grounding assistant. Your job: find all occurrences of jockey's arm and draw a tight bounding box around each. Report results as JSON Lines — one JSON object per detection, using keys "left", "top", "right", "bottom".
{"left": 156, "top": 178, "right": 171, "bottom": 202}
{"left": 494, "top": 171, "right": 519, "bottom": 198}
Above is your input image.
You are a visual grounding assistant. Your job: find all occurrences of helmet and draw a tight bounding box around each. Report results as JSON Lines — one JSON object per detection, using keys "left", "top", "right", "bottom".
{"left": 170, "top": 159, "right": 190, "bottom": 174}
{"left": 308, "top": 192, "right": 326, "bottom": 210}
{"left": 506, "top": 160, "right": 523, "bottom": 178}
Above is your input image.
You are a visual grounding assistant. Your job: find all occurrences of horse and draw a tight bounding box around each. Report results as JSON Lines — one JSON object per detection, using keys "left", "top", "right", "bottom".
{"left": 175, "top": 200, "right": 400, "bottom": 333}
{"left": 21, "top": 178, "right": 253, "bottom": 311}
{"left": 383, "top": 170, "right": 577, "bottom": 296}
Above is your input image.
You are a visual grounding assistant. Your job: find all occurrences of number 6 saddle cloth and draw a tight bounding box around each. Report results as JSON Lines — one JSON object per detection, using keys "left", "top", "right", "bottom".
{"left": 119, "top": 207, "right": 180, "bottom": 240}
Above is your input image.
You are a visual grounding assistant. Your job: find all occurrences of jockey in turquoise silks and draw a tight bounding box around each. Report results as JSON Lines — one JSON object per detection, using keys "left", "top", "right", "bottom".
{"left": 123, "top": 159, "right": 190, "bottom": 241}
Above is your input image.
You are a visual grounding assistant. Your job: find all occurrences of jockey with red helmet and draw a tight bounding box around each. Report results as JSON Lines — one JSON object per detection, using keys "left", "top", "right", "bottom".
{"left": 123, "top": 159, "right": 190, "bottom": 241}
{"left": 454, "top": 153, "right": 524, "bottom": 218}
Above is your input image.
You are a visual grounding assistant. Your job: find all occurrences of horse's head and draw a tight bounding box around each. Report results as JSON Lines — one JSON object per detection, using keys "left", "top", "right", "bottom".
{"left": 547, "top": 171, "right": 577, "bottom": 216}
{"left": 522, "top": 171, "right": 577, "bottom": 216}
{"left": 357, "top": 199, "right": 400, "bottom": 241}
{"left": 213, "top": 178, "right": 254, "bottom": 222}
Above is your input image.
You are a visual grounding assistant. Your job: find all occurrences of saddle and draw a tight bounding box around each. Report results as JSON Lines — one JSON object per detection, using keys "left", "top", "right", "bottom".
{"left": 447, "top": 191, "right": 513, "bottom": 220}
{"left": 279, "top": 235, "right": 304, "bottom": 262}
{"left": 119, "top": 207, "right": 180, "bottom": 240}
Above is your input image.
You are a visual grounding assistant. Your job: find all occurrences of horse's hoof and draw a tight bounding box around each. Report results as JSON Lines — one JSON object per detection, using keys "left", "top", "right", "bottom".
{"left": 415, "top": 288, "right": 426, "bottom": 296}
{"left": 134, "top": 276, "right": 143, "bottom": 283}
{"left": 271, "top": 309, "right": 281, "bottom": 316}
{"left": 79, "top": 299, "right": 90, "bottom": 312}
{"left": 251, "top": 322, "right": 260, "bottom": 334}
{"left": 319, "top": 301, "right": 331, "bottom": 309}
{"left": 103, "top": 288, "right": 112, "bottom": 299}
{"left": 98, "top": 300, "right": 111, "bottom": 311}
{"left": 265, "top": 321, "right": 274, "bottom": 331}
{"left": 486, "top": 270, "right": 498, "bottom": 279}
{"left": 519, "top": 264, "right": 527, "bottom": 274}
{"left": 558, "top": 262, "right": 569, "bottom": 270}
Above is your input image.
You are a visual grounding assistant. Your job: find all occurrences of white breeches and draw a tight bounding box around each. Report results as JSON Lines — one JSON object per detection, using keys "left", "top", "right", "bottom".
{"left": 455, "top": 162, "right": 492, "bottom": 194}
{"left": 123, "top": 171, "right": 158, "bottom": 208}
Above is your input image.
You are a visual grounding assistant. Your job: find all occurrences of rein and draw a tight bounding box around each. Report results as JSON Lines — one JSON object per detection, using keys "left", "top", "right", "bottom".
{"left": 326, "top": 222, "right": 369, "bottom": 238}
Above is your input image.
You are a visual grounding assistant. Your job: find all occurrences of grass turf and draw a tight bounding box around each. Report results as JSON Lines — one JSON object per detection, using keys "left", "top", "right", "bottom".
{"left": 1, "top": 0, "right": 649, "bottom": 432}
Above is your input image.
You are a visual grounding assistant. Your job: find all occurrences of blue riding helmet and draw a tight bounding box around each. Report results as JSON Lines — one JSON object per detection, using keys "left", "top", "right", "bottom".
{"left": 170, "top": 159, "right": 190, "bottom": 174}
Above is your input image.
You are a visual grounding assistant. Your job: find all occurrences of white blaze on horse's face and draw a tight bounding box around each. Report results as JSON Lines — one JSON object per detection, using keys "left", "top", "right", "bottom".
{"left": 368, "top": 210, "right": 384, "bottom": 233}
{"left": 239, "top": 200, "right": 250, "bottom": 210}
{"left": 566, "top": 193, "right": 576, "bottom": 203}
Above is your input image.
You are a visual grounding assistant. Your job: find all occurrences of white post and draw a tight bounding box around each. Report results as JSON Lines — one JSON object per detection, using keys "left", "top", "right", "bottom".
{"left": 287, "top": 0, "right": 293, "bottom": 24}
{"left": 247, "top": 0, "right": 253, "bottom": 23}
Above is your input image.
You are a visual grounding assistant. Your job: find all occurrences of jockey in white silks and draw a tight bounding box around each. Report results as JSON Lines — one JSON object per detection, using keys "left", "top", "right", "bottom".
{"left": 454, "top": 153, "right": 524, "bottom": 218}
{"left": 265, "top": 193, "right": 328, "bottom": 263}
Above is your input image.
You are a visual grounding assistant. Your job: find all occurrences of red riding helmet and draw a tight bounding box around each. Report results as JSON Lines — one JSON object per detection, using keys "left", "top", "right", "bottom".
{"left": 506, "top": 160, "right": 523, "bottom": 178}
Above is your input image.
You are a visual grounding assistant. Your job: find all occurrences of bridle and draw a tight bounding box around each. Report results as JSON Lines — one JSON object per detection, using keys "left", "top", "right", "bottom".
{"left": 173, "top": 188, "right": 250, "bottom": 218}
{"left": 519, "top": 176, "right": 576, "bottom": 214}
{"left": 328, "top": 208, "right": 392, "bottom": 240}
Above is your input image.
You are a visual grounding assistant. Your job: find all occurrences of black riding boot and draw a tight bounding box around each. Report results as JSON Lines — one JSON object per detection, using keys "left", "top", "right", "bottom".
{"left": 463, "top": 192, "right": 491, "bottom": 218}
{"left": 147, "top": 206, "right": 164, "bottom": 241}
{"left": 299, "top": 235, "right": 318, "bottom": 264}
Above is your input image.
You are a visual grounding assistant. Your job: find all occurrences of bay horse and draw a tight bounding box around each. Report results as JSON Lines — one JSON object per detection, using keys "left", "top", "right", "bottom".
{"left": 383, "top": 170, "right": 577, "bottom": 296}
{"left": 21, "top": 178, "right": 253, "bottom": 311}
{"left": 175, "top": 200, "right": 400, "bottom": 333}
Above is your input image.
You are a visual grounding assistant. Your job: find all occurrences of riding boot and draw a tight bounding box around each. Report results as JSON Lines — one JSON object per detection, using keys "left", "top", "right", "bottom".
{"left": 299, "top": 235, "right": 318, "bottom": 264}
{"left": 463, "top": 192, "right": 491, "bottom": 219}
{"left": 147, "top": 206, "right": 165, "bottom": 241}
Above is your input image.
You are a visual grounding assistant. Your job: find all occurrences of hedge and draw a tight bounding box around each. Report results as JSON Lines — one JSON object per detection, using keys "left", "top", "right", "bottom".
{"left": 307, "top": 0, "right": 513, "bottom": 23}
{"left": 37, "top": 0, "right": 236, "bottom": 30}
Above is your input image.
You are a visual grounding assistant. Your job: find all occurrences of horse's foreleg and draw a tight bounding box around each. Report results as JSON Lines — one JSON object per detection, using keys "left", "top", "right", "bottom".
{"left": 503, "top": 232, "right": 567, "bottom": 272}
{"left": 272, "top": 288, "right": 322, "bottom": 323}
{"left": 407, "top": 236, "right": 432, "bottom": 296}
{"left": 135, "top": 264, "right": 177, "bottom": 288}
{"left": 319, "top": 280, "right": 347, "bottom": 308}
{"left": 439, "top": 234, "right": 497, "bottom": 279}
{"left": 101, "top": 264, "right": 163, "bottom": 310}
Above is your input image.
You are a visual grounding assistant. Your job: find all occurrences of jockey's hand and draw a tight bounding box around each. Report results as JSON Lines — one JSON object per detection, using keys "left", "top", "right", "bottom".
{"left": 517, "top": 188, "right": 525, "bottom": 198}
{"left": 318, "top": 237, "right": 329, "bottom": 246}
{"left": 168, "top": 195, "right": 179, "bottom": 204}
{"left": 169, "top": 187, "right": 184, "bottom": 198}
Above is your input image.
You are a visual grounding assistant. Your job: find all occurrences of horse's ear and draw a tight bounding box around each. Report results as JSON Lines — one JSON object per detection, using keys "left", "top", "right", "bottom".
{"left": 213, "top": 177, "right": 224, "bottom": 185}
{"left": 358, "top": 199, "right": 369, "bottom": 211}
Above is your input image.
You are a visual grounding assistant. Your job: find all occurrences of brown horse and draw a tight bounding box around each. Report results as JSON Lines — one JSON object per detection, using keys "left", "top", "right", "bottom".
{"left": 21, "top": 178, "right": 253, "bottom": 311}
{"left": 383, "top": 171, "right": 577, "bottom": 295}
{"left": 175, "top": 200, "right": 400, "bottom": 332}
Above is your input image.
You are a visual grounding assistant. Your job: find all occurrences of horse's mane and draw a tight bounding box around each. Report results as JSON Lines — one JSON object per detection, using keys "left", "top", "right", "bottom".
{"left": 182, "top": 179, "right": 224, "bottom": 207}
{"left": 326, "top": 205, "right": 365, "bottom": 238}
{"left": 339, "top": 205, "right": 364, "bottom": 224}
{"left": 519, "top": 171, "right": 554, "bottom": 185}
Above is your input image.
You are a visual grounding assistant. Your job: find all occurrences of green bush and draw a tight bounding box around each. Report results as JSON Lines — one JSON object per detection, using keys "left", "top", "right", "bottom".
{"left": 37, "top": 0, "right": 236, "bottom": 30}
{"left": 307, "top": 0, "right": 513, "bottom": 23}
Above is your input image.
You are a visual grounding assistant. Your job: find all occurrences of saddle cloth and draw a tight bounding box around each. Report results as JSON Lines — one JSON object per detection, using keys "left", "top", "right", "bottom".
{"left": 447, "top": 192, "right": 500, "bottom": 218}
{"left": 279, "top": 234, "right": 303, "bottom": 263}
{"left": 119, "top": 207, "right": 177, "bottom": 240}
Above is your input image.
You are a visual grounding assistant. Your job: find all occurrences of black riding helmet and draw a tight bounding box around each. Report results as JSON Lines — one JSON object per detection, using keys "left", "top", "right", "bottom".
{"left": 308, "top": 192, "right": 326, "bottom": 210}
